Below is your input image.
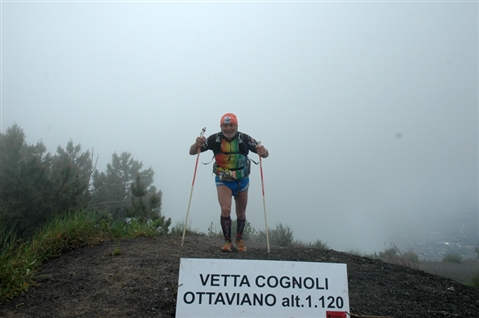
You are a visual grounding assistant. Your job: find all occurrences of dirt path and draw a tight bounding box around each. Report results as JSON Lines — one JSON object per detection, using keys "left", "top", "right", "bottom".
{"left": 1, "top": 235, "right": 478, "bottom": 317}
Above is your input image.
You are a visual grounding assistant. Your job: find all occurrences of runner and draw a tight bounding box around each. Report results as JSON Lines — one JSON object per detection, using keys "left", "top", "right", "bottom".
{"left": 189, "top": 113, "right": 269, "bottom": 252}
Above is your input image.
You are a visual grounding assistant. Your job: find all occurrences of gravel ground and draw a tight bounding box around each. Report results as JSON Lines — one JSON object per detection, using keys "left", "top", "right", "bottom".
{"left": 1, "top": 235, "right": 478, "bottom": 318}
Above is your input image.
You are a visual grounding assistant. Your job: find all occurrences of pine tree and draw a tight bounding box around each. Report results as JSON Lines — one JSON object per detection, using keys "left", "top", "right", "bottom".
{"left": 48, "top": 140, "right": 94, "bottom": 214}
{"left": 0, "top": 124, "right": 51, "bottom": 237}
{"left": 91, "top": 152, "right": 155, "bottom": 220}
{"left": 0, "top": 125, "right": 94, "bottom": 238}
{"left": 128, "top": 174, "right": 169, "bottom": 232}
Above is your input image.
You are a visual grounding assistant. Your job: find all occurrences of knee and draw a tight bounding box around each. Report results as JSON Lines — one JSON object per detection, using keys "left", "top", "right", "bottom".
{"left": 221, "top": 205, "right": 231, "bottom": 216}
{"left": 236, "top": 210, "right": 246, "bottom": 219}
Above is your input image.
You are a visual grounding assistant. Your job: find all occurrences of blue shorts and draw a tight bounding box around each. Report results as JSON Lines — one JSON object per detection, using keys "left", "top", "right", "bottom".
{"left": 215, "top": 177, "right": 249, "bottom": 197}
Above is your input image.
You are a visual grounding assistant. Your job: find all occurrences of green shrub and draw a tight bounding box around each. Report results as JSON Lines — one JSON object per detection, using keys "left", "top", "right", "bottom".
{"left": 169, "top": 221, "right": 185, "bottom": 236}
{"left": 309, "top": 239, "right": 329, "bottom": 250}
{"left": 443, "top": 253, "right": 463, "bottom": 263}
{"left": 379, "top": 247, "right": 398, "bottom": 261}
{"left": 367, "top": 244, "right": 419, "bottom": 269}
{"left": 269, "top": 223, "right": 294, "bottom": 247}
{"left": 249, "top": 229, "right": 267, "bottom": 243}
{"left": 170, "top": 220, "right": 203, "bottom": 237}
{"left": 401, "top": 251, "right": 420, "bottom": 267}
{"left": 207, "top": 222, "right": 219, "bottom": 238}
{"left": 290, "top": 239, "right": 329, "bottom": 250}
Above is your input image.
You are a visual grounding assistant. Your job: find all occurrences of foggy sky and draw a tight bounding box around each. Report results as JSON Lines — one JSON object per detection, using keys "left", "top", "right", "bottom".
{"left": 2, "top": 1, "right": 478, "bottom": 253}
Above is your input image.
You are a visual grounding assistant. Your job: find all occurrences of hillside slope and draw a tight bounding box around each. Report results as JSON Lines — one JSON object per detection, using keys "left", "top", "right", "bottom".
{"left": 1, "top": 235, "right": 478, "bottom": 317}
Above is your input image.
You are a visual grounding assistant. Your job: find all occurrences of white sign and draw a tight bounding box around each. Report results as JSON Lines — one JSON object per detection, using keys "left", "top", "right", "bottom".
{"left": 176, "top": 258, "right": 349, "bottom": 318}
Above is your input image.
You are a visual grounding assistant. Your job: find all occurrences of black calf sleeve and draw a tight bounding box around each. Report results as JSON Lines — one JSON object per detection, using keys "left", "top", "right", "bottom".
{"left": 221, "top": 216, "right": 232, "bottom": 241}
{"left": 237, "top": 218, "right": 246, "bottom": 237}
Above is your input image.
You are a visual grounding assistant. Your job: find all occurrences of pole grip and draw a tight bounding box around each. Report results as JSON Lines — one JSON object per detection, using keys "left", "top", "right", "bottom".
{"left": 192, "top": 127, "right": 206, "bottom": 185}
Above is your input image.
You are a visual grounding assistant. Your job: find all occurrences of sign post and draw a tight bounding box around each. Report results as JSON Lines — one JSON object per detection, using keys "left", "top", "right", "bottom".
{"left": 176, "top": 258, "right": 349, "bottom": 318}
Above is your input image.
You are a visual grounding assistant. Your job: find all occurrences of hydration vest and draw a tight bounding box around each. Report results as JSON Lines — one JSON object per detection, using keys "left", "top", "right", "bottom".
{"left": 210, "top": 132, "right": 252, "bottom": 181}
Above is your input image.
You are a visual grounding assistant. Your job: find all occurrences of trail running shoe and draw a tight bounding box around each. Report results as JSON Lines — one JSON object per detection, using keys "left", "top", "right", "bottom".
{"left": 221, "top": 241, "right": 233, "bottom": 252}
{"left": 236, "top": 237, "right": 247, "bottom": 252}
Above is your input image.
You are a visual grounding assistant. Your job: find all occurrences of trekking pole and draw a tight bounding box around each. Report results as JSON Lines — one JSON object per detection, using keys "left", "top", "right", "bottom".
{"left": 258, "top": 141, "right": 270, "bottom": 253}
{"left": 181, "top": 127, "right": 206, "bottom": 247}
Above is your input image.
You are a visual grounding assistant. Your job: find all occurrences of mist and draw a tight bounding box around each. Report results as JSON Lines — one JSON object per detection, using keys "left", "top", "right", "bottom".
{"left": 2, "top": 1, "right": 477, "bottom": 255}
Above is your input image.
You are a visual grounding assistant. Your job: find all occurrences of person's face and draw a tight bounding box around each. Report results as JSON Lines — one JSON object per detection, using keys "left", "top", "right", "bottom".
{"left": 221, "top": 123, "right": 237, "bottom": 140}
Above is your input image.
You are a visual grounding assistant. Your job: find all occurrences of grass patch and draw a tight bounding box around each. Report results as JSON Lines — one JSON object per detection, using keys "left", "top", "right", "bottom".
{"left": 112, "top": 240, "right": 122, "bottom": 256}
{"left": 0, "top": 209, "right": 167, "bottom": 303}
{"left": 0, "top": 215, "right": 32, "bottom": 303}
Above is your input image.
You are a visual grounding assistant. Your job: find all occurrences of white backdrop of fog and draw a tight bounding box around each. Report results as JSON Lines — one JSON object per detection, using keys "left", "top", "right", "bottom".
{"left": 2, "top": 1, "right": 477, "bottom": 253}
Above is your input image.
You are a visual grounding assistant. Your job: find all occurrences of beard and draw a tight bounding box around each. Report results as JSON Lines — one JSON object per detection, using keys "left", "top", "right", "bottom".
{"left": 223, "top": 131, "right": 236, "bottom": 140}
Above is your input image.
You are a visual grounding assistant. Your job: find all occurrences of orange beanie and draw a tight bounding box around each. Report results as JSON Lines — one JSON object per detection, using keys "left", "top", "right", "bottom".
{"left": 220, "top": 113, "right": 238, "bottom": 126}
